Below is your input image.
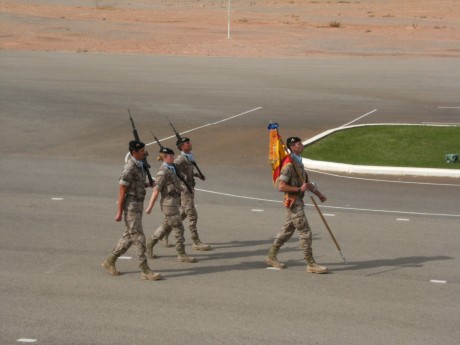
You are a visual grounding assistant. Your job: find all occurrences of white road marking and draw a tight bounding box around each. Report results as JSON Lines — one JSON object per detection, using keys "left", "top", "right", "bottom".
{"left": 323, "top": 214, "right": 335, "bottom": 217}
{"left": 195, "top": 188, "right": 460, "bottom": 218}
{"left": 251, "top": 209, "right": 264, "bottom": 212}
{"left": 396, "top": 218, "right": 410, "bottom": 221}
{"left": 119, "top": 256, "right": 132, "bottom": 260}
{"left": 340, "top": 109, "right": 378, "bottom": 128}
{"left": 266, "top": 267, "right": 282, "bottom": 270}
{"left": 145, "top": 107, "right": 262, "bottom": 146}
{"left": 51, "top": 197, "right": 64, "bottom": 201}
{"left": 430, "top": 280, "right": 447, "bottom": 284}
{"left": 17, "top": 339, "right": 37, "bottom": 343}
{"left": 306, "top": 169, "right": 460, "bottom": 187}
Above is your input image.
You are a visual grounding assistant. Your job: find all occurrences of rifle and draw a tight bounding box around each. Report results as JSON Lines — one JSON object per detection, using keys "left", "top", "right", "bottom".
{"left": 128, "top": 109, "right": 154, "bottom": 187}
{"left": 150, "top": 130, "right": 194, "bottom": 194}
{"left": 167, "top": 117, "right": 206, "bottom": 181}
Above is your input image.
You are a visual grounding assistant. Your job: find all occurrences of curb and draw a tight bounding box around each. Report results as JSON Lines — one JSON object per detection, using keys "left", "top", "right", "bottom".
{"left": 302, "top": 124, "right": 460, "bottom": 178}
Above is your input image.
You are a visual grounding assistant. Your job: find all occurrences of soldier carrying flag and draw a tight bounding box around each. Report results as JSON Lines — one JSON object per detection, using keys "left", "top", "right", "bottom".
{"left": 266, "top": 122, "right": 329, "bottom": 274}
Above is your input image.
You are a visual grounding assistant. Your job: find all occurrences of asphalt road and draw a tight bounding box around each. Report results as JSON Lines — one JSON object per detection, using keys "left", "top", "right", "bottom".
{"left": 1, "top": 52, "right": 459, "bottom": 345}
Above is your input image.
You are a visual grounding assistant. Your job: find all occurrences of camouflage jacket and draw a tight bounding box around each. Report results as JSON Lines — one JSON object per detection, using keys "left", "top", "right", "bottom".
{"left": 155, "top": 164, "right": 182, "bottom": 207}
{"left": 175, "top": 153, "right": 196, "bottom": 188}
{"left": 279, "top": 157, "right": 309, "bottom": 203}
{"left": 119, "top": 158, "right": 146, "bottom": 210}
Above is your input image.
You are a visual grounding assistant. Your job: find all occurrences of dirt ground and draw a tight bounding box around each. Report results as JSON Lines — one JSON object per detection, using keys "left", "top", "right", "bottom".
{"left": 1, "top": 0, "right": 460, "bottom": 58}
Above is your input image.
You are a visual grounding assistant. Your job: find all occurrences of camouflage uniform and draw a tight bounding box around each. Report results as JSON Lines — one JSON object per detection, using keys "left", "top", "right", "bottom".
{"left": 149, "top": 164, "right": 186, "bottom": 250}
{"left": 159, "top": 153, "right": 210, "bottom": 250}
{"left": 111, "top": 158, "right": 148, "bottom": 265}
{"left": 273, "top": 158, "right": 315, "bottom": 261}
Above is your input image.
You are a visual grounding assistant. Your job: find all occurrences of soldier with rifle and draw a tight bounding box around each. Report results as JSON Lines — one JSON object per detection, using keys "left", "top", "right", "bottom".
{"left": 158, "top": 120, "right": 211, "bottom": 251}
{"left": 101, "top": 138, "right": 161, "bottom": 281}
{"left": 145, "top": 138, "right": 198, "bottom": 263}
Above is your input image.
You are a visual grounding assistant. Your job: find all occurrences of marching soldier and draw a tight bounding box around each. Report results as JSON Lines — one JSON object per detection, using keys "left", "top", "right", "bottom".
{"left": 101, "top": 140, "right": 161, "bottom": 281}
{"left": 265, "top": 136, "right": 329, "bottom": 274}
{"left": 145, "top": 147, "right": 197, "bottom": 263}
{"left": 159, "top": 137, "right": 210, "bottom": 251}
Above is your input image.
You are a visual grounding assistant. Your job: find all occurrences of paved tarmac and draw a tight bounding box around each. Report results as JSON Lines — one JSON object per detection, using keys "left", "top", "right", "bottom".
{"left": 1, "top": 52, "right": 459, "bottom": 345}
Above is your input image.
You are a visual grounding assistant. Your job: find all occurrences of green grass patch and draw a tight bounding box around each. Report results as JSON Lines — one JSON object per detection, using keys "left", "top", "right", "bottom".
{"left": 303, "top": 125, "right": 460, "bottom": 169}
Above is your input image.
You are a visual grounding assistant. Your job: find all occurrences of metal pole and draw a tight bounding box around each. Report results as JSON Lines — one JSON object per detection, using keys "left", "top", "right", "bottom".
{"left": 227, "top": 0, "right": 231, "bottom": 39}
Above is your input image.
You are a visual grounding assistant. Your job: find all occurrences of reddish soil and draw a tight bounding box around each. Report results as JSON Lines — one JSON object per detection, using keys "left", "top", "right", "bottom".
{"left": 1, "top": 0, "right": 460, "bottom": 58}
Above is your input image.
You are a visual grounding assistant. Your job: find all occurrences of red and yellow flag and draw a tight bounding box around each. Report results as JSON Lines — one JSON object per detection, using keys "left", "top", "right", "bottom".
{"left": 268, "top": 123, "right": 291, "bottom": 186}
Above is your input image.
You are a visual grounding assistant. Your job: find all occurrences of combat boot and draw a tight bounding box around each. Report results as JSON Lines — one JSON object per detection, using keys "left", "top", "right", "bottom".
{"left": 305, "top": 255, "right": 328, "bottom": 274}
{"left": 146, "top": 238, "right": 159, "bottom": 259}
{"left": 191, "top": 234, "right": 211, "bottom": 251}
{"left": 139, "top": 260, "right": 161, "bottom": 281}
{"left": 162, "top": 235, "right": 174, "bottom": 248}
{"left": 177, "top": 245, "right": 197, "bottom": 263}
{"left": 101, "top": 254, "right": 120, "bottom": 276}
{"left": 264, "top": 245, "right": 286, "bottom": 269}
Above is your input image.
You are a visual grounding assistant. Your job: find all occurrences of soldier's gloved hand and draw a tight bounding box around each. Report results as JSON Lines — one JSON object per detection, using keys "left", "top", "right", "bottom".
{"left": 318, "top": 194, "right": 327, "bottom": 203}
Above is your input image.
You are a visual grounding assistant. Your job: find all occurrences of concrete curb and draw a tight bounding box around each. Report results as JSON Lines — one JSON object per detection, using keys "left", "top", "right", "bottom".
{"left": 302, "top": 124, "right": 460, "bottom": 178}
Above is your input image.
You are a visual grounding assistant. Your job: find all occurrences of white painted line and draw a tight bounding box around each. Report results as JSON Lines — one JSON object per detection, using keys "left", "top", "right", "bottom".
{"left": 266, "top": 267, "right": 282, "bottom": 270}
{"left": 145, "top": 107, "right": 262, "bottom": 146}
{"left": 251, "top": 209, "right": 264, "bottom": 212}
{"left": 340, "top": 109, "right": 378, "bottom": 128}
{"left": 195, "top": 188, "right": 282, "bottom": 203}
{"left": 396, "top": 218, "right": 410, "bottom": 221}
{"left": 51, "top": 197, "right": 64, "bottom": 201}
{"left": 119, "top": 256, "right": 132, "bottom": 260}
{"left": 323, "top": 214, "right": 335, "bottom": 217}
{"left": 306, "top": 169, "right": 460, "bottom": 187}
{"left": 430, "top": 280, "right": 447, "bottom": 284}
{"left": 17, "top": 339, "right": 37, "bottom": 343}
{"left": 195, "top": 188, "right": 460, "bottom": 218}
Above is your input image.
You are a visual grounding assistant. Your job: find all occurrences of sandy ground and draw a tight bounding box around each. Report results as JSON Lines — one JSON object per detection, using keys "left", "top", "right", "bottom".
{"left": 1, "top": 0, "right": 460, "bottom": 58}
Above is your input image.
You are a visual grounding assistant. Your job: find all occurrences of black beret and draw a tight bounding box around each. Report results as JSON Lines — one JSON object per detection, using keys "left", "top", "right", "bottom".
{"left": 286, "top": 137, "right": 302, "bottom": 146}
{"left": 129, "top": 140, "right": 145, "bottom": 151}
{"left": 159, "top": 147, "right": 175, "bottom": 155}
{"left": 176, "top": 137, "right": 190, "bottom": 148}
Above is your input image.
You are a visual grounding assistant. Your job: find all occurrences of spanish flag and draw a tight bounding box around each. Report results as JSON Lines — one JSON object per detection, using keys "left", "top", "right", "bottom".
{"left": 268, "top": 122, "right": 291, "bottom": 186}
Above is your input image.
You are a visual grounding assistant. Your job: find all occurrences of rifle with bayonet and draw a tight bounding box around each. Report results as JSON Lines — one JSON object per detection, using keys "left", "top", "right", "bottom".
{"left": 128, "top": 109, "right": 154, "bottom": 187}
{"left": 149, "top": 130, "right": 194, "bottom": 194}
{"left": 167, "top": 117, "right": 206, "bottom": 181}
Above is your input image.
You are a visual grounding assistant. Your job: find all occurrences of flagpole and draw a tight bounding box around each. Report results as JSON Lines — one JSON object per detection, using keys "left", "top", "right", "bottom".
{"left": 227, "top": 0, "right": 231, "bottom": 39}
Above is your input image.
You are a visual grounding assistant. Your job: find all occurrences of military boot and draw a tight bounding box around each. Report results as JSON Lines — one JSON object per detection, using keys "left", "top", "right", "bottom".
{"left": 139, "top": 260, "right": 161, "bottom": 281}
{"left": 162, "top": 235, "right": 174, "bottom": 248}
{"left": 264, "top": 245, "right": 286, "bottom": 269}
{"left": 305, "top": 255, "right": 328, "bottom": 274}
{"left": 101, "top": 254, "right": 120, "bottom": 276}
{"left": 191, "top": 234, "right": 211, "bottom": 251}
{"left": 177, "top": 245, "right": 197, "bottom": 263}
{"left": 146, "top": 238, "right": 159, "bottom": 259}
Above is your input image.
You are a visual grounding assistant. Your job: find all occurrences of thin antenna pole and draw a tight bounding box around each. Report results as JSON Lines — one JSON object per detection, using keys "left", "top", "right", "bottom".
{"left": 227, "top": 0, "right": 231, "bottom": 39}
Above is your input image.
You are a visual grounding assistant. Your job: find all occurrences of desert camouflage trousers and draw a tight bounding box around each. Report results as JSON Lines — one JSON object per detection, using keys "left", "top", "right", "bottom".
{"left": 151, "top": 205, "right": 185, "bottom": 249}
{"left": 162, "top": 189, "right": 198, "bottom": 237}
{"left": 112, "top": 208, "right": 147, "bottom": 265}
{"left": 273, "top": 202, "right": 313, "bottom": 258}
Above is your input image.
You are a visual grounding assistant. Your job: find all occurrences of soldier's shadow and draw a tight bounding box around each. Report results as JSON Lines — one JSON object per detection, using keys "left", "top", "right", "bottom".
{"left": 121, "top": 238, "right": 453, "bottom": 279}
{"left": 140, "top": 238, "right": 328, "bottom": 279}
{"left": 325, "top": 255, "right": 453, "bottom": 275}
